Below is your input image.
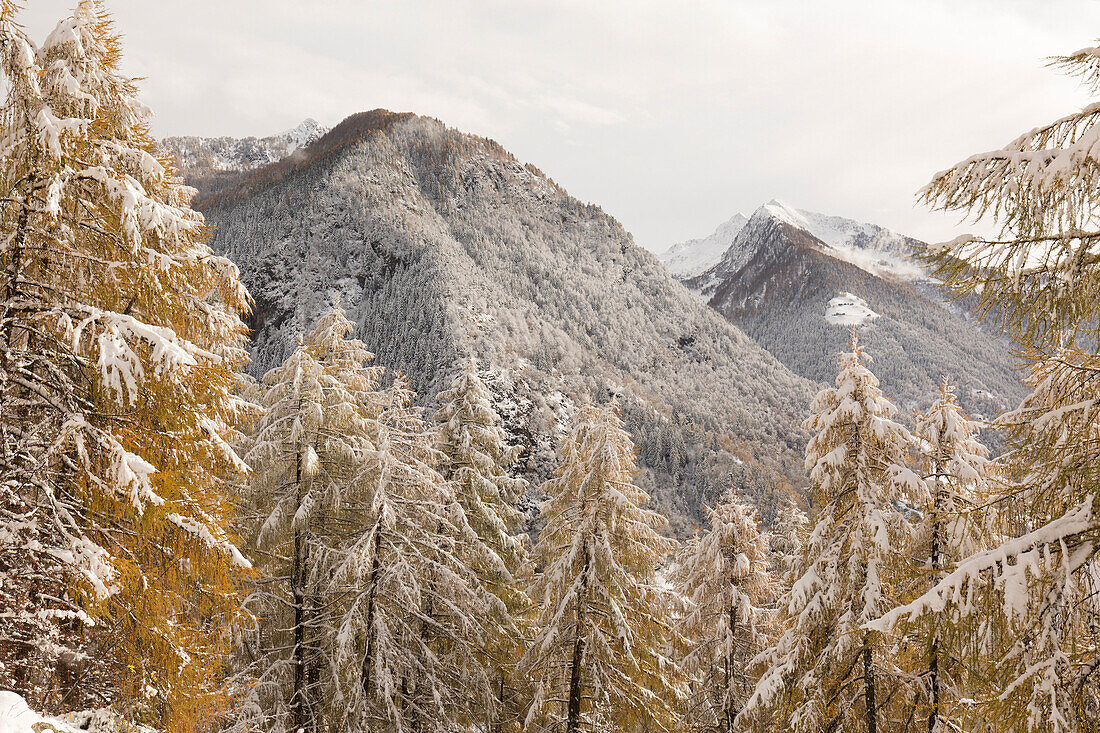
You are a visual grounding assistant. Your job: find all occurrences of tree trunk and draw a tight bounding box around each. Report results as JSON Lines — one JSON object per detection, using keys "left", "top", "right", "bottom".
{"left": 565, "top": 548, "right": 591, "bottom": 733}
{"left": 726, "top": 602, "right": 737, "bottom": 733}
{"left": 493, "top": 670, "right": 506, "bottom": 733}
{"left": 0, "top": 174, "right": 33, "bottom": 372}
{"left": 359, "top": 524, "right": 384, "bottom": 698}
{"left": 928, "top": 455, "right": 944, "bottom": 733}
{"left": 863, "top": 641, "right": 877, "bottom": 733}
{"left": 291, "top": 445, "right": 311, "bottom": 733}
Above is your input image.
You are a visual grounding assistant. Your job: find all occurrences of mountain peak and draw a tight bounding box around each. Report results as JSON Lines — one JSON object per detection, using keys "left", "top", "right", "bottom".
{"left": 668, "top": 200, "right": 926, "bottom": 285}
{"left": 280, "top": 118, "right": 327, "bottom": 150}
{"left": 758, "top": 199, "right": 810, "bottom": 229}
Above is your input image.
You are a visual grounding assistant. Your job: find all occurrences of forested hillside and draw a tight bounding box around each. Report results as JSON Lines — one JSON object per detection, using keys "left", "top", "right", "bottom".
{"left": 160, "top": 118, "right": 328, "bottom": 200}
{"left": 194, "top": 110, "right": 817, "bottom": 531}
{"left": 675, "top": 203, "right": 1026, "bottom": 420}
{"left": 7, "top": 3, "right": 1099, "bottom": 732}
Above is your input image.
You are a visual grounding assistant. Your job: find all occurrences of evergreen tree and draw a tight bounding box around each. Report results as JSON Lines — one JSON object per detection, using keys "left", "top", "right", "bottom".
{"left": 673, "top": 488, "right": 772, "bottom": 733}
{"left": 237, "top": 308, "right": 382, "bottom": 733}
{"left": 0, "top": 1, "right": 251, "bottom": 726}
{"left": 522, "top": 402, "right": 683, "bottom": 733}
{"left": 434, "top": 358, "right": 531, "bottom": 731}
{"left": 873, "top": 40, "right": 1100, "bottom": 732}
{"left": 740, "top": 336, "right": 920, "bottom": 733}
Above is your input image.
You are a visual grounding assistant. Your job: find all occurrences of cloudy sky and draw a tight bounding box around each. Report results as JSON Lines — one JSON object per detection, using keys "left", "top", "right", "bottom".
{"left": 22, "top": 1, "right": 1100, "bottom": 251}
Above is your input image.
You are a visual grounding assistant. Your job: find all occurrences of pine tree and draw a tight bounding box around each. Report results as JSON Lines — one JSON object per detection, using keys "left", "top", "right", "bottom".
{"left": 331, "top": 376, "right": 496, "bottom": 732}
{"left": 237, "top": 308, "right": 382, "bottom": 733}
{"left": 874, "top": 352, "right": 1100, "bottom": 731}
{"left": 871, "top": 40, "right": 1100, "bottom": 732}
{"left": 0, "top": 1, "right": 251, "bottom": 726}
{"left": 434, "top": 358, "right": 531, "bottom": 731}
{"left": 673, "top": 488, "right": 772, "bottom": 733}
{"left": 522, "top": 402, "right": 683, "bottom": 733}
{"left": 740, "top": 336, "right": 920, "bottom": 733}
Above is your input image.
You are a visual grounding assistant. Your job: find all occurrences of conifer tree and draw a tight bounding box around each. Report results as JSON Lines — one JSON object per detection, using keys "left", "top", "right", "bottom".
{"left": 899, "top": 381, "right": 991, "bottom": 732}
{"left": 768, "top": 494, "right": 809, "bottom": 586}
{"left": 872, "top": 40, "right": 1100, "bottom": 732}
{"left": 522, "top": 402, "right": 683, "bottom": 733}
{"left": 331, "top": 376, "right": 496, "bottom": 732}
{"left": 0, "top": 1, "right": 250, "bottom": 726}
{"left": 434, "top": 358, "right": 531, "bottom": 731}
{"left": 673, "top": 488, "right": 772, "bottom": 733}
{"left": 740, "top": 336, "right": 920, "bottom": 733}
{"left": 237, "top": 308, "right": 381, "bottom": 733}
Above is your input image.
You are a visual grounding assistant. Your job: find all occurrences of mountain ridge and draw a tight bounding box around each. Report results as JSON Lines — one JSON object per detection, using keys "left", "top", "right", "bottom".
{"left": 665, "top": 200, "right": 926, "bottom": 286}
{"left": 187, "top": 109, "right": 819, "bottom": 532}
{"left": 674, "top": 202, "right": 1025, "bottom": 421}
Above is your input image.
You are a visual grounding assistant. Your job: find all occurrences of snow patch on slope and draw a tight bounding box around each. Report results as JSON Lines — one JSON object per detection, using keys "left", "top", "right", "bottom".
{"left": 825, "top": 292, "right": 879, "bottom": 326}
{"left": 0, "top": 692, "right": 153, "bottom": 733}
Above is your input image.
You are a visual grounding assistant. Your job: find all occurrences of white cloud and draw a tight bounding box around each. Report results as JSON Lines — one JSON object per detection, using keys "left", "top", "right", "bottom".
{"left": 20, "top": 0, "right": 1100, "bottom": 250}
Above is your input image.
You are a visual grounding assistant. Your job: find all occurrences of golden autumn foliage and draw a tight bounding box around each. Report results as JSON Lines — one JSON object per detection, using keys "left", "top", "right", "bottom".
{"left": 0, "top": 1, "right": 253, "bottom": 729}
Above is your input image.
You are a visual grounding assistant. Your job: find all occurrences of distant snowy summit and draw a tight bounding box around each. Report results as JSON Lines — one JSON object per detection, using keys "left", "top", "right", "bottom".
{"left": 660, "top": 199, "right": 924, "bottom": 282}
{"left": 666, "top": 197, "right": 1024, "bottom": 420}
{"left": 161, "top": 118, "right": 329, "bottom": 176}
{"left": 659, "top": 212, "right": 749, "bottom": 278}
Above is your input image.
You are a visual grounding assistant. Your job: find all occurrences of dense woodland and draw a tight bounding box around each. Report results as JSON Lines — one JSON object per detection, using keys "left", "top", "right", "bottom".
{"left": 2, "top": 2, "right": 1100, "bottom": 732}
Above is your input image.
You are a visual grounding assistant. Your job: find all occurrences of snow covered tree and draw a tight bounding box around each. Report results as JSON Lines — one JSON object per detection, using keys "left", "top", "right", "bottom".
{"left": 892, "top": 381, "right": 992, "bottom": 732}
{"left": 330, "top": 375, "right": 497, "bottom": 732}
{"left": 871, "top": 41, "right": 1100, "bottom": 732}
{"left": 875, "top": 351, "right": 1100, "bottom": 731}
{"left": 235, "top": 308, "right": 382, "bottom": 733}
{"left": 433, "top": 358, "right": 531, "bottom": 731}
{"left": 739, "top": 336, "right": 920, "bottom": 733}
{"left": 672, "top": 488, "right": 773, "bottom": 733}
{"left": 522, "top": 402, "right": 683, "bottom": 733}
{"left": 0, "top": 1, "right": 251, "bottom": 726}
{"left": 768, "top": 494, "right": 809, "bottom": 586}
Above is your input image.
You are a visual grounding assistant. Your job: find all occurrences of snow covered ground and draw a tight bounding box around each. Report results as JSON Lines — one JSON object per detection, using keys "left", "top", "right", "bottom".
{"left": 824, "top": 291, "right": 879, "bottom": 326}
{"left": 0, "top": 693, "right": 157, "bottom": 733}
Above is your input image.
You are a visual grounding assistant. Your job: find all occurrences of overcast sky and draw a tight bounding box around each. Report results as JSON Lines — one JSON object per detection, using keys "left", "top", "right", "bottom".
{"left": 21, "top": 1, "right": 1100, "bottom": 251}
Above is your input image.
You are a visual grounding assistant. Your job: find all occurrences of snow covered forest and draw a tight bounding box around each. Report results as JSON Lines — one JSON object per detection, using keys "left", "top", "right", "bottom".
{"left": 2, "top": 1, "right": 1100, "bottom": 732}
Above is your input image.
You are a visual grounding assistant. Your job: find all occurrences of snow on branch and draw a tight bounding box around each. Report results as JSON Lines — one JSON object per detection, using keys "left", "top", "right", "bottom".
{"left": 868, "top": 497, "right": 1095, "bottom": 632}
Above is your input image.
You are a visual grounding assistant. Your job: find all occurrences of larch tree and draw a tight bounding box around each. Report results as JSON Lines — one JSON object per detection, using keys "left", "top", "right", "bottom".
{"left": 0, "top": 1, "right": 251, "bottom": 728}
{"left": 237, "top": 308, "right": 382, "bottom": 733}
{"left": 897, "top": 381, "right": 992, "bottom": 733}
{"left": 739, "top": 335, "right": 921, "bottom": 733}
{"left": 434, "top": 358, "right": 531, "bottom": 732}
{"left": 521, "top": 402, "right": 683, "bottom": 733}
{"left": 672, "top": 488, "right": 773, "bottom": 733}
{"left": 769, "top": 494, "right": 809, "bottom": 587}
{"left": 870, "top": 40, "right": 1100, "bottom": 732}
{"left": 331, "top": 375, "right": 496, "bottom": 732}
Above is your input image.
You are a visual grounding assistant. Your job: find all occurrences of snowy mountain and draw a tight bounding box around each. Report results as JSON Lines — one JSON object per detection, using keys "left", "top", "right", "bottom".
{"left": 658, "top": 212, "right": 748, "bottom": 278}
{"left": 191, "top": 109, "right": 818, "bottom": 532}
{"left": 160, "top": 118, "right": 328, "bottom": 199}
{"left": 679, "top": 203, "right": 1026, "bottom": 421}
{"left": 676, "top": 200, "right": 925, "bottom": 295}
